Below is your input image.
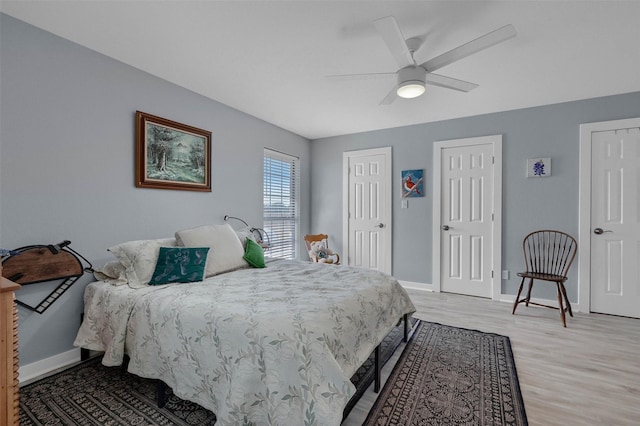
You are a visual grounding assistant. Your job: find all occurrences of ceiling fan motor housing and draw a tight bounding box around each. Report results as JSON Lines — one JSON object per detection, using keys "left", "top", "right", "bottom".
{"left": 398, "top": 66, "right": 427, "bottom": 86}
{"left": 396, "top": 66, "right": 427, "bottom": 98}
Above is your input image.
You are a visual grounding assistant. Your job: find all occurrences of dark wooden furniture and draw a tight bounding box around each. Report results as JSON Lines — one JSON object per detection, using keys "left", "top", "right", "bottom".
{"left": 1, "top": 264, "right": 21, "bottom": 425}
{"left": 512, "top": 230, "right": 578, "bottom": 327}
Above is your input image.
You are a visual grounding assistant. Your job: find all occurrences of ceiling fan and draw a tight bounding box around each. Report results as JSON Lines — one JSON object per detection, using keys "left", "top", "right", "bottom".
{"left": 330, "top": 16, "right": 516, "bottom": 105}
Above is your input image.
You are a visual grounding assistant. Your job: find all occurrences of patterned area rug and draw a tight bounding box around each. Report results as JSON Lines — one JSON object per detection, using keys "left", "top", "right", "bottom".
{"left": 19, "top": 319, "right": 415, "bottom": 425}
{"left": 364, "top": 321, "right": 528, "bottom": 426}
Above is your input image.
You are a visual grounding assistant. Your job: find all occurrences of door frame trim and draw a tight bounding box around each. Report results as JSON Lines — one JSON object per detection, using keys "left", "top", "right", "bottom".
{"left": 578, "top": 117, "right": 640, "bottom": 313}
{"left": 432, "top": 135, "right": 502, "bottom": 299}
{"left": 342, "top": 147, "right": 393, "bottom": 274}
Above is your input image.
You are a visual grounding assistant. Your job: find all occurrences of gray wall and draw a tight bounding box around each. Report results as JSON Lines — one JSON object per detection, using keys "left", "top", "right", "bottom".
{"left": 0, "top": 14, "right": 311, "bottom": 366}
{"left": 310, "top": 91, "right": 640, "bottom": 301}
{"left": 4, "top": 11, "right": 640, "bottom": 368}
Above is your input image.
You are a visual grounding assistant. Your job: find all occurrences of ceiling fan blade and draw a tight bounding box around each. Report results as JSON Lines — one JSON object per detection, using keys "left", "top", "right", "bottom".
{"left": 374, "top": 16, "right": 415, "bottom": 69}
{"left": 425, "top": 73, "right": 478, "bottom": 92}
{"left": 325, "top": 72, "right": 395, "bottom": 81}
{"left": 379, "top": 84, "right": 399, "bottom": 105}
{"left": 421, "top": 24, "right": 516, "bottom": 72}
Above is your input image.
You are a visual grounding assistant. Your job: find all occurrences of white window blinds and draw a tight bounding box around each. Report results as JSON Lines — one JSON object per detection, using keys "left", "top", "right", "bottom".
{"left": 263, "top": 149, "right": 299, "bottom": 259}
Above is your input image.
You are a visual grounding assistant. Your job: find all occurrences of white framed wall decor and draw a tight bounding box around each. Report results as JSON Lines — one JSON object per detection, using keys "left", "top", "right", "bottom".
{"left": 526, "top": 157, "right": 551, "bottom": 178}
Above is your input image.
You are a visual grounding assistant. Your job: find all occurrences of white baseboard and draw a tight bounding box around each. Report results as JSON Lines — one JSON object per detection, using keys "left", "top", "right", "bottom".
{"left": 19, "top": 348, "right": 81, "bottom": 384}
{"left": 398, "top": 280, "right": 433, "bottom": 292}
{"left": 399, "top": 280, "right": 582, "bottom": 312}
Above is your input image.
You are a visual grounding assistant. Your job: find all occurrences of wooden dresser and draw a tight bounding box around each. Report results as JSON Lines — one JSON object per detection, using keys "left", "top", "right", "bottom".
{"left": 1, "top": 264, "right": 20, "bottom": 426}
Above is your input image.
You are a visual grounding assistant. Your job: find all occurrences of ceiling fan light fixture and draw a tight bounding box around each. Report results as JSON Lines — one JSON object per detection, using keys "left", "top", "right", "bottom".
{"left": 397, "top": 81, "right": 425, "bottom": 98}
{"left": 396, "top": 66, "right": 427, "bottom": 99}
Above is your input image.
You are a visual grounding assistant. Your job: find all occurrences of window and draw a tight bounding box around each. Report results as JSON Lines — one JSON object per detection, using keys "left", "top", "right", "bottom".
{"left": 263, "top": 149, "right": 299, "bottom": 259}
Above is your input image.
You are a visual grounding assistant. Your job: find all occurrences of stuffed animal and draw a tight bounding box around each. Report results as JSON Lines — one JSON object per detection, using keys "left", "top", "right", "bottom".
{"left": 308, "top": 240, "right": 338, "bottom": 264}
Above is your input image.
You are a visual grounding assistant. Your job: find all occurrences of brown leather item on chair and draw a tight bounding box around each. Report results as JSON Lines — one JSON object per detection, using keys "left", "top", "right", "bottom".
{"left": 304, "top": 234, "right": 340, "bottom": 264}
{"left": 511, "top": 230, "right": 578, "bottom": 327}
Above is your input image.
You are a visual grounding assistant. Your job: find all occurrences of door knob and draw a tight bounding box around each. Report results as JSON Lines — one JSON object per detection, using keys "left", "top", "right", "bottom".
{"left": 593, "top": 228, "right": 612, "bottom": 235}
{"left": 442, "top": 225, "right": 451, "bottom": 231}
{"left": 376, "top": 223, "right": 384, "bottom": 228}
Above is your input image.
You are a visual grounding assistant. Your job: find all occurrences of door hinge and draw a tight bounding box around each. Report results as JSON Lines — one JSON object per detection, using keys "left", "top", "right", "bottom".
{"left": 492, "top": 213, "right": 494, "bottom": 221}
{"left": 491, "top": 270, "right": 494, "bottom": 278}
{"left": 492, "top": 156, "right": 495, "bottom": 164}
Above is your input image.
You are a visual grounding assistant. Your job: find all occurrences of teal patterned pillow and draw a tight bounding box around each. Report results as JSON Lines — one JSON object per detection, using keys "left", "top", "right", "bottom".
{"left": 149, "top": 247, "right": 210, "bottom": 285}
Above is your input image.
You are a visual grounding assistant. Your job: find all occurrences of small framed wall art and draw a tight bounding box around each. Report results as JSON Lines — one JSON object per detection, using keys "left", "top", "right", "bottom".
{"left": 135, "top": 111, "right": 212, "bottom": 191}
{"left": 401, "top": 169, "right": 424, "bottom": 198}
{"left": 526, "top": 157, "right": 551, "bottom": 178}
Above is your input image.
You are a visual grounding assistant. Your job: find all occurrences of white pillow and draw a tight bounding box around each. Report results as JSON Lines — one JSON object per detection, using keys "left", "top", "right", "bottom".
{"left": 234, "top": 226, "right": 257, "bottom": 250}
{"left": 93, "top": 260, "right": 128, "bottom": 286}
{"left": 108, "top": 237, "right": 176, "bottom": 288}
{"left": 175, "top": 224, "right": 246, "bottom": 277}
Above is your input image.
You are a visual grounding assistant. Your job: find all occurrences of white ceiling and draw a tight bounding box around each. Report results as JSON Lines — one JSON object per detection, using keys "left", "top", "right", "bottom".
{"left": 2, "top": 1, "right": 640, "bottom": 140}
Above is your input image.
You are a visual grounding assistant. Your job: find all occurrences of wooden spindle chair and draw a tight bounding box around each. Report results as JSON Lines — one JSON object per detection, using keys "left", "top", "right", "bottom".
{"left": 511, "top": 230, "right": 577, "bottom": 327}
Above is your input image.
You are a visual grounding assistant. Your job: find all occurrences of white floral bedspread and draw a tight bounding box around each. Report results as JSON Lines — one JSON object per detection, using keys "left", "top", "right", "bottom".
{"left": 74, "top": 260, "right": 415, "bottom": 426}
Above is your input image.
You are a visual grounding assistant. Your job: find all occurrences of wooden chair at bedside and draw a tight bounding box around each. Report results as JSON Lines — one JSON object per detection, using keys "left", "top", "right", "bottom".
{"left": 304, "top": 234, "right": 340, "bottom": 265}
{"left": 512, "top": 230, "right": 578, "bottom": 327}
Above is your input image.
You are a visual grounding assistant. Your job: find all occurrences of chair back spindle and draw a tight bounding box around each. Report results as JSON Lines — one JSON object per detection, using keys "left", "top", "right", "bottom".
{"left": 522, "top": 230, "right": 577, "bottom": 279}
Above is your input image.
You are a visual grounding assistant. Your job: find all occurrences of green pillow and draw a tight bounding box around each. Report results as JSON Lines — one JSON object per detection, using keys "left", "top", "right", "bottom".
{"left": 149, "top": 247, "right": 210, "bottom": 285}
{"left": 243, "top": 237, "right": 266, "bottom": 268}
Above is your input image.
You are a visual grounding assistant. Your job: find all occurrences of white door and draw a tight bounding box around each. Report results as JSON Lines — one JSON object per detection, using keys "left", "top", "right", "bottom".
{"left": 589, "top": 126, "right": 640, "bottom": 318}
{"left": 433, "top": 136, "right": 502, "bottom": 299}
{"left": 343, "top": 147, "right": 392, "bottom": 274}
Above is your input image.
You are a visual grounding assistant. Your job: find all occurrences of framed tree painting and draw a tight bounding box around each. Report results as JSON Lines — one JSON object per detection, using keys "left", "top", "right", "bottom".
{"left": 135, "top": 111, "right": 211, "bottom": 191}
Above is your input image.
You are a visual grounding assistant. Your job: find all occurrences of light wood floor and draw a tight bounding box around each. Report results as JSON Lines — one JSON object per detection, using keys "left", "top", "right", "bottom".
{"left": 343, "top": 288, "right": 640, "bottom": 426}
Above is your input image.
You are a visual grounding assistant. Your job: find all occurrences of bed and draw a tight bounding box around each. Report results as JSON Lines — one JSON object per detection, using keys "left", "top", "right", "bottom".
{"left": 74, "top": 226, "right": 415, "bottom": 426}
